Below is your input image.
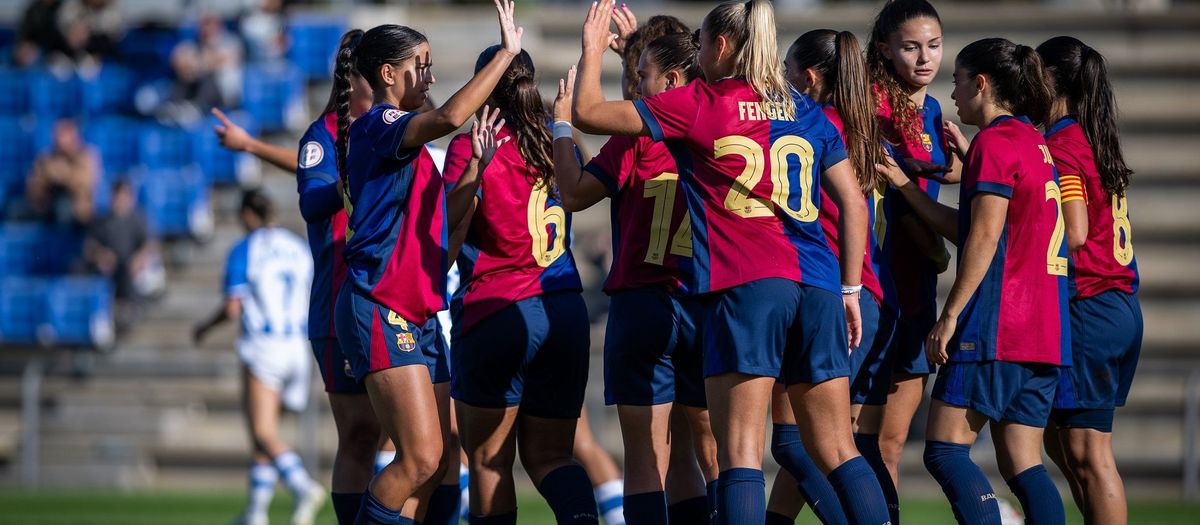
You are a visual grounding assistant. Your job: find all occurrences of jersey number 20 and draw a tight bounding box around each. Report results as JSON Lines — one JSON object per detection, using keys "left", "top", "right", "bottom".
{"left": 716, "top": 135, "right": 818, "bottom": 222}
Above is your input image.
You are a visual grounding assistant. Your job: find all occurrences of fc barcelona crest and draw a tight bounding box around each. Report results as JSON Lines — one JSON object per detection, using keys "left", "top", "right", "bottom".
{"left": 920, "top": 132, "right": 934, "bottom": 153}
{"left": 396, "top": 332, "right": 417, "bottom": 353}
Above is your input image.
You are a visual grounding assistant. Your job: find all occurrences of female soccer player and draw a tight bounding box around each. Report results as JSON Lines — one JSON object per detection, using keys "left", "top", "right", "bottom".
{"left": 572, "top": 1, "right": 890, "bottom": 523}
{"left": 1037, "top": 36, "right": 1141, "bottom": 525}
{"left": 880, "top": 38, "right": 1069, "bottom": 524}
{"left": 766, "top": 28, "right": 897, "bottom": 525}
{"left": 864, "top": 2, "right": 956, "bottom": 509}
{"left": 441, "top": 45, "right": 597, "bottom": 525}
{"left": 550, "top": 32, "right": 717, "bottom": 525}
{"left": 333, "top": 2, "right": 522, "bottom": 524}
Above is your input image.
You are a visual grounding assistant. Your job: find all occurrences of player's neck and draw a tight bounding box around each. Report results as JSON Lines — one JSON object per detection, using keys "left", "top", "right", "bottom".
{"left": 979, "top": 105, "right": 1012, "bottom": 129}
{"left": 906, "top": 84, "right": 928, "bottom": 107}
{"left": 1044, "top": 99, "right": 1070, "bottom": 129}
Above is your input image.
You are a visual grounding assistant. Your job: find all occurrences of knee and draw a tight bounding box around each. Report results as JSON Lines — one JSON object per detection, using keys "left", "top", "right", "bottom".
{"left": 518, "top": 439, "right": 574, "bottom": 474}
{"left": 400, "top": 440, "right": 445, "bottom": 486}
{"left": 878, "top": 433, "right": 906, "bottom": 465}
{"left": 923, "top": 440, "right": 969, "bottom": 479}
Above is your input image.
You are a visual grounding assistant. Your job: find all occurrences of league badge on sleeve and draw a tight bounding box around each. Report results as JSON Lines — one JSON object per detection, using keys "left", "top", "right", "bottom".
{"left": 383, "top": 109, "right": 404, "bottom": 125}
{"left": 299, "top": 141, "right": 324, "bottom": 169}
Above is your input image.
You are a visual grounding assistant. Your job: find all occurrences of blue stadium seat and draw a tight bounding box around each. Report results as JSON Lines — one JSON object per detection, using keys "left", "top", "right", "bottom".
{"left": 0, "top": 116, "right": 36, "bottom": 201}
{"left": 118, "top": 27, "right": 183, "bottom": 84}
{"left": 287, "top": 15, "right": 348, "bottom": 81}
{"left": 82, "top": 65, "right": 135, "bottom": 116}
{"left": 30, "top": 70, "right": 83, "bottom": 120}
{"left": 0, "top": 67, "right": 28, "bottom": 116}
{"left": 85, "top": 116, "right": 143, "bottom": 178}
{"left": 193, "top": 111, "right": 259, "bottom": 186}
{"left": 0, "top": 278, "right": 45, "bottom": 345}
{"left": 132, "top": 166, "right": 212, "bottom": 240}
{"left": 44, "top": 277, "right": 115, "bottom": 349}
{"left": 241, "top": 63, "right": 305, "bottom": 133}
{"left": 0, "top": 224, "right": 83, "bottom": 276}
{"left": 139, "top": 124, "right": 195, "bottom": 169}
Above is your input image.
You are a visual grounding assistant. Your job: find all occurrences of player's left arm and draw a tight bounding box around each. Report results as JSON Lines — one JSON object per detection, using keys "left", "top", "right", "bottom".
{"left": 572, "top": 0, "right": 650, "bottom": 136}
{"left": 823, "top": 158, "right": 867, "bottom": 349}
{"left": 878, "top": 155, "right": 959, "bottom": 242}
{"left": 446, "top": 107, "right": 507, "bottom": 233}
{"left": 926, "top": 193, "right": 1008, "bottom": 364}
{"left": 1058, "top": 173, "right": 1088, "bottom": 254}
{"left": 193, "top": 297, "right": 241, "bottom": 345}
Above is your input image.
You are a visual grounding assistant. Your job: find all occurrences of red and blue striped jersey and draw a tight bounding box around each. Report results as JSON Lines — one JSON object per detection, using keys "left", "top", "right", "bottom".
{"left": 1043, "top": 117, "right": 1139, "bottom": 299}
{"left": 876, "top": 91, "right": 948, "bottom": 319}
{"left": 584, "top": 135, "right": 691, "bottom": 294}
{"left": 818, "top": 106, "right": 887, "bottom": 307}
{"left": 443, "top": 127, "right": 582, "bottom": 333}
{"left": 953, "top": 115, "right": 1070, "bottom": 366}
{"left": 296, "top": 112, "right": 349, "bottom": 339}
{"left": 341, "top": 104, "right": 448, "bottom": 325}
{"left": 634, "top": 79, "right": 848, "bottom": 294}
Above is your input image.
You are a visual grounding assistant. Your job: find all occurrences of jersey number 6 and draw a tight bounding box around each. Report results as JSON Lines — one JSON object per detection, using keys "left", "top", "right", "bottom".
{"left": 528, "top": 184, "right": 567, "bottom": 268}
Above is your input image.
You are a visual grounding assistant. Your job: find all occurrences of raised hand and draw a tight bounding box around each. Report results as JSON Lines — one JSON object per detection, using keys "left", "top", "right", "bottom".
{"left": 553, "top": 65, "right": 577, "bottom": 123}
{"left": 583, "top": 0, "right": 619, "bottom": 58}
{"left": 471, "top": 105, "right": 509, "bottom": 167}
{"left": 211, "top": 108, "right": 252, "bottom": 152}
{"left": 874, "top": 154, "right": 911, "bottom": 189}
{"left": 609, "top": 3, "right": 638, "bottom": 55}
{"left": 495, "top": 0, "right": 524, "bottom": 57}
{"left": 944, "top": 120, "right": 969, "bottom": 162}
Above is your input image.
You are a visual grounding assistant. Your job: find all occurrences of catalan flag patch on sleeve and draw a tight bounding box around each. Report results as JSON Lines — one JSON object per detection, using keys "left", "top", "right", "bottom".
{"left": 1059, "top": 173, "right": 1086, "bottom": 204}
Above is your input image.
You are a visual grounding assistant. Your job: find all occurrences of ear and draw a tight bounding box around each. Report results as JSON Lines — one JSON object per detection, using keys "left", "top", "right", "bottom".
{"left": 664, "top": 69, "right": 684, "bottom": 89}
{"left": 715, "top": 34, "right": 732, "bottom": 62}
{"left": 877, "top": 41, "right": 893, "bottom": 61}
{"left": 974, "top": 73, "right": 988, "bottom": 95}
{"left": 379, "top": 63, "right": 396, "bottom": 87}
{"left": 804, "top": 68, "right": 820, "bottom": 92}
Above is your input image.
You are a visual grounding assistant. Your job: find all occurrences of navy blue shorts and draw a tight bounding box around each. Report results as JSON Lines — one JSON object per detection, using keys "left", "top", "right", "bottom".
{"left": 887, "top": 310, "right": 936, "bottom": 376}
{"left": 705, "top": 278, "right": 849, "bottom": 385}
{"left": 849, "top": 294, "right": 897, "bottom": 406}
{"left": 932, "top": 360, "right": 1059, "bottom": 427}
{"left": 451, "top": 292, "right": 590, "bottom": 419}
{"left": 603, "top": 287, "right": 706, "bottom": 408}
{"left": 311, "top": 337, "right": 366, "bottom": 394}
{"left": 334, "top": 286, "right": 446, "bottom": 383}
{"left": 1050, "top": 290, "right": 1142, "bottom": 432}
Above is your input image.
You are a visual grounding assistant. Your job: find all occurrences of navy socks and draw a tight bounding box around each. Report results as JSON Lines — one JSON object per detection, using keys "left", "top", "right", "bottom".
{"left": 854, "top": 433, "right": 899, "bottom": 524}
{"left": 827, "top": 457, "right": 891, "bottom": 525}
{"left": 423, "top": 484, "right": 462, "bottom": 525}
{"left": 716, "top": 468, "right": 765, "bottom": 525}
{"left": 332, "top": 492, "right": 364, "bottom": 525}
{"left": 771, "top": 424, "right": 848, "bottom": 525}
{"left": 536, "top": 465, "right": 599, "bottom": 524}
{"left": 923, "top": 440, "right": 1001, "bottom": 525}
{"left": 1006, "top": 464, "right": 1065, "bottom": 525}
{"left": 668, "top": 495, "right": 710, "bottom": 525}
{"left": 354, "top": 490, "right": 413, "bottom": 525}
{"left": 624, "top": 491, "right": 668, "bottom": 525}
{"left": 468, "top": 509, "right": 517, "bottom": 525}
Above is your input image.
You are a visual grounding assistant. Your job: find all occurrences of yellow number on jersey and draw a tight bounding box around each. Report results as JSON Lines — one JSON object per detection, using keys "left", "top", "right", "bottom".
{"left": 1112, "top": 194, "right": 1134, "bottom": 266}
{"left": 716, "top": 135, "right": 818, "bottom": 222}
{"left": 643, "top": 173, "right": 693, "bottom": 265}
{"left": 872, "top": 186, "right": 888, "bottom": 245}
{"left": 1045, "top": 180, "right": 1068, "bottom": 276}
{"left": 342, "top": 180, "right": 356, "bottom": 241}
{"left": 527, "top": 183, "right": 567, "bottom": 267}
{"left": 1038, "top": 144, "right": 1055, "bottom": 165}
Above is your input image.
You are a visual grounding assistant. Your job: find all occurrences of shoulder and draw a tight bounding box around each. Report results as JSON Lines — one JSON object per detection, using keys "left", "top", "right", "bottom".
{"left": 923, "top": 94, "right": 942, "bottom": 113}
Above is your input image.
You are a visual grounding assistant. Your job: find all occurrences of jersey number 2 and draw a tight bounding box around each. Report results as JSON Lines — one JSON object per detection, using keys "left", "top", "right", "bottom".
{"left": 528, "top": 184, "right": 567, "bottom": 267}
{"left": 1044, "top": 181, "right": 1068, "bottom": 276}
{"left": 716, "top": 135, "right": 818, "bottom": 222}
{"left": 643, "top": 173, "right": 693, "bottom": 265}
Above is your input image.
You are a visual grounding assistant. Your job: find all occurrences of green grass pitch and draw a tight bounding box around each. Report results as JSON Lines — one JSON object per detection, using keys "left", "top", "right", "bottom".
{"left": 0, "top": 490, "right": 1197, "bottom": 524}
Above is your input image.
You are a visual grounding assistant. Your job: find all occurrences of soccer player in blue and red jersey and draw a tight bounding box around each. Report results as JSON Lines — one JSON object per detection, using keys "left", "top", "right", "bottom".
{"left": 1037, "top": 36, "right": 1142, "bottom": 525}
{"left": 549, "top": 32, "right": 719, "bottom": 525}
{"left": 765, "top": 28, "right": 899, "bottom": 525}
{"left": 573, "top": 1, "right": 890, "bottom": 523}
{"left": 332, "top": 3, "right": 523, "bottom": 524}
{"left": 441, "top": 46, "right": 599, "bottom": 525}
{"left": 882, "top": 38, "right": 1069, "bottom": 524}
{"left": 864, "top": 3, "right": 958, "bottom": 507}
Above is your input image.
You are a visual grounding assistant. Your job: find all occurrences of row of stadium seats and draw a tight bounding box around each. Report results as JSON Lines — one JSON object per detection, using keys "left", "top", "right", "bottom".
{"left": 0, "top": 62, "right": 305, "bottom": 133}
{"left": 0, "top": 277, "right": 115, "bottom": 350}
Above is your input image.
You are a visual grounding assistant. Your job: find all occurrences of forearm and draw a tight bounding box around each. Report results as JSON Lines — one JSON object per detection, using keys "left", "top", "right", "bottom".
{"left": 895, "top": 181, "right": 958, "bottom": 241}
{"left": 246, "top": 139, "right": 298, "bottom": 172}
{"left": 941, "top": 228, "right": 998, "bottom": 319}
{"left": 405, "top": 51, "right": 516, "bottom": 147}
{"left": 446, "top": 159, "right": 482, "bottom": 229}
{"left": 838, "top": 198, "right": 868, "bottom": 287}
{"left": 572, "top": 51, "right": 645, "bottom": 135}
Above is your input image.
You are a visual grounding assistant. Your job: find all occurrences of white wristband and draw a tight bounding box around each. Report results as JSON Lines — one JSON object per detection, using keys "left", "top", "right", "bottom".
{"left": 841, "top": 284, "right": 863, "bottom": 295}
{"left": 553, "top": 121, "right": 574, "bottom": 140}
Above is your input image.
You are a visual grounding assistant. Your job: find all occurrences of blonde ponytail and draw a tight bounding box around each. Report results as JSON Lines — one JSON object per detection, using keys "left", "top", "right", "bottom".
{"left": 705, "top": 0, "right": 794, "bottom": 117}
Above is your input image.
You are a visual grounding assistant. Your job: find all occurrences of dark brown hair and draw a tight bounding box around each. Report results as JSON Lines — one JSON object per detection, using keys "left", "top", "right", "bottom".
{"left": 475, "top": 45, "right": 554, "bottom": 191}
{"left": 866, "top": 0, "right": 941, "bottom": 147}
{"left": 956, "top": 38, "right": 1053, "bottom": 124}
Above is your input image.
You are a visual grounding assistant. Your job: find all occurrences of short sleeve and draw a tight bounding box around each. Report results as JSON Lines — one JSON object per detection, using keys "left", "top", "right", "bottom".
{"left": 965, "top": 134, "right": 1016, "bottom": 199}
{"left": 583, "top": 135, "right": 642, "bottom": 196}
{"left": 364, "top": 107, "right": 420, "bottom": 162}
{"left": 818, "top": 117, "right": 849, "bottom": 170}
{"left": 1046, "top": 139, "right": 1083, "bottom": 178}
{"left": 633, "top": 81, "right": 702, "bottom": 142}
{"left": 224, "top": 240, "right": 250, "bottom": 298}
{"left": 442, "top": 133, "right": 474, "bottom": 188}
{"left": 296, "top": 125, "right": 338, "bottom": 192}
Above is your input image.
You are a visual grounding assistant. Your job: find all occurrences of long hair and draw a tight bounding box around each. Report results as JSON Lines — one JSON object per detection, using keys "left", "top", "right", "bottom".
{"left": 957, "top": 38, "right": 1053, "bottom": 124}
{"left": 325, "top": 29, "right": 363, "bottom": 182}
{"left": 866, "top": 0, "right": 941, "bottom": 146}
{"left": 1037, "top": 36, "right": 1132, "bottom": 198}
{"left": 622, "top": 15, "right": 690, "bottom": 100}
{"left": 704, "top": 0, "right": 792, "bottom": 113}
{"left": 790, "top": 29, "right": 886, "bottom": 193}
{"left": 643, "top": 32, "right": 702, "bottom": 85}
{"left": 475, "top": 45, "right": 554, "bottom": 191}
{"left": 335, "top": 24, "right": 428, "bottom": 185}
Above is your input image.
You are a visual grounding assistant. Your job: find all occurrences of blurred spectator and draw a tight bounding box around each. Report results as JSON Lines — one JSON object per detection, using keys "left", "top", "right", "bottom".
{"left": 239, "top": 0, "right": 289, "bottom": 64}
{"left": 25, "top": 118, "right": 99, "bottom": 226}
{"left": 56, "top": 0, "right": 123, "bottom": 67}
{"left": 154, "top": 13, "right": 243, "bottom": 125}
{"left": 84, "top": 180, "right": 163, "bottom": 329}
{"left": 13, "top": 0, "right": 68, "bottom": 67}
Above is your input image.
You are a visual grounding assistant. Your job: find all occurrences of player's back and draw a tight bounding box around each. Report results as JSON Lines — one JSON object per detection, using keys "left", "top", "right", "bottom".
{"left": 228, "top": 226, "right": 313, "bottom": 343}
{"left": 955, "top": 115, "right": 1069, "bottom": 366}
